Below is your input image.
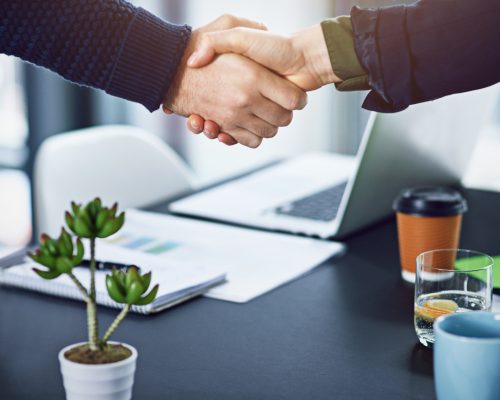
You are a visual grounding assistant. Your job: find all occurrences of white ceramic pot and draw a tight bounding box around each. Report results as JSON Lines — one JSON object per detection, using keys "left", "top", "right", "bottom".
{"left": 58, "top": 342, "right": 137, "bottom": 400}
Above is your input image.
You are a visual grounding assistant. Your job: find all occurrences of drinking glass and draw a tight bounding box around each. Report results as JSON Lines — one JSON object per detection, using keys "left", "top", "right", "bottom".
{"left": 414, "top": 249, "right": 493, "bottom": 347}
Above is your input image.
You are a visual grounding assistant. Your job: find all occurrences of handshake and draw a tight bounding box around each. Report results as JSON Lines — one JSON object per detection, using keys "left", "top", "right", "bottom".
{"left": 163, "top": 15, "right": 341, "bottom": 149}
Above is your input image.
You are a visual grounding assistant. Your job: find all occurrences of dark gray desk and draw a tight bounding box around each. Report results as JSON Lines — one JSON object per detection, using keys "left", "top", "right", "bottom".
{"left": 1, "top": 189, "right": 499, "bottom": 400}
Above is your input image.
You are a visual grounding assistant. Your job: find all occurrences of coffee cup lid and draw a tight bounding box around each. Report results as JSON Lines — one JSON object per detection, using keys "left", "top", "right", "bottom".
{"left": 393, "top": 187, "right": 467, "bottom": 217}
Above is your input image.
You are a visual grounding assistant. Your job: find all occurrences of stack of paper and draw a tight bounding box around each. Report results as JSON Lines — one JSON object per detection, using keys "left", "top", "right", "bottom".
{"left": 0, "top": 242, "right": 226, "bottom": 314}
{"left": 0, "top": 210, "right": 343, "bottom": 310}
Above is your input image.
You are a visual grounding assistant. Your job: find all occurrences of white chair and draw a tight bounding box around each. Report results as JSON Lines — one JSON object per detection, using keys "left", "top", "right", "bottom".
{"left": 34, "top": 125, "right": 196, "bottom": 236}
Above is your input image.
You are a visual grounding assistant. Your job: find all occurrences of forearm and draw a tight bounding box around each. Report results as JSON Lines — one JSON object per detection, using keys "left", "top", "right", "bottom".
{"left": 321, "top": 0, "right": 500, "bottom": 113}
{"left": 0, "top": 0, "right": 191, "bottom": 112}
{"left": 351, "top": 0, "right": 500, "bottom": 112}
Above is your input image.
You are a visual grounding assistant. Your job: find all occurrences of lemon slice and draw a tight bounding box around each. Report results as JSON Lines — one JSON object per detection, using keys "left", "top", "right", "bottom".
{"left": 415, "top": 299, "right": 459, "bottom": 322}
{"left": 425, "top": 299, "right": 459, "bottom": 313}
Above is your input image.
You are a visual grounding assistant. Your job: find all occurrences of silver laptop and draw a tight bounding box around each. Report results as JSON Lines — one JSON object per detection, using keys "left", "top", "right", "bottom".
{"left": 170, "top": 86, "right": 498, "bottom": 239}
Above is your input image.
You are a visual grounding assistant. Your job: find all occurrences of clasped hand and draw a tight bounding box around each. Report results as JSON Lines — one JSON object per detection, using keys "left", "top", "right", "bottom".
{"left": 163, "top": 15, "right": 340, "bottom": 148}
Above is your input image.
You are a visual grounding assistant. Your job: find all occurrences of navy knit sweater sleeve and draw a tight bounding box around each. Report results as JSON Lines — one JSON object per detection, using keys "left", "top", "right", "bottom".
{"left": 0, "top": 0, "right": 191, "bottom": 112}
{"left": 351, "top": 0, "right": 500, "bottom": 112}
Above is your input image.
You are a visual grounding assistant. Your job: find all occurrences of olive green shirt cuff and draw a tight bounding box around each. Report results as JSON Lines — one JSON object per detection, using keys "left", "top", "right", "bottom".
{"left": 321, "top": 16, "right": 370, "bottom": 92}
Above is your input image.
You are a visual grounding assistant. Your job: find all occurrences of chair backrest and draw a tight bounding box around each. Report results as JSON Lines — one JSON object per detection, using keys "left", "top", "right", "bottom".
{"left": 34, "top": 125, "right": 195, "bottom": 236}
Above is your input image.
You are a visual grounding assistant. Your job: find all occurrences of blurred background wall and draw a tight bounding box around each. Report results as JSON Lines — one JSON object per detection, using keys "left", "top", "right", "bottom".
{"left": 0, "top": 0, "right": 498, "bottom": 250}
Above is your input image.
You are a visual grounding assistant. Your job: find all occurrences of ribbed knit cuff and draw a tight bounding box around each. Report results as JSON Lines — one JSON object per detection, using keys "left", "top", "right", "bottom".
{"left": 106, "top": 7, "right": 191, "bottom": 112}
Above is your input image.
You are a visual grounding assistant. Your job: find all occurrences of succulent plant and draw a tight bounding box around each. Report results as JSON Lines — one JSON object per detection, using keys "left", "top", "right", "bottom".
{"left": 101, "top": 266, "right": 159, "bottom": 343}
{"left": 106, "top": 266, "right": 159, "bottom": 306}
{"left": 29, "top": 229, "right": 84, "bottom": 279}
{"left": 65, "top": 198, "right": 125, "bottom": 239}
{"left": 29, "top": 198, "right": 158, "bottom": 351}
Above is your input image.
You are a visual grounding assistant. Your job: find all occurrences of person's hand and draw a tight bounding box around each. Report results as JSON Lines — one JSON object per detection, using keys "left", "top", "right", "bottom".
{"left": 184, "top": 24, "right": 341, "bottom": 144}
{"left": 164, "top": 14, "right": 266, "bottom": 146}
{"left": 163, "top": 15, "right": 308, "bottom": 148}
{"left": 190, "top": 24, "right": 339, "bottom": 91}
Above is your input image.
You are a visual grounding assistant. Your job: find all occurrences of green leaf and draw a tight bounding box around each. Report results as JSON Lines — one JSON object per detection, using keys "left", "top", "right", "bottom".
{"left": 78, "top": 206, "right": 94, "bottom": 229}
{"left": 112, "top": 268, "right": 126, "bottom": 291}
{"left": 87, "top": 200, "right": 98, "bottom": 219}
{"left": 71, "top": 202, "right": 80, "bottom": 215}
{"left": 96, "top": 219, "right": 115, "bottom": 238}
{"left": 57, "top": 229, "right": 72, "bottom": 257}
{"left": 106, "top": 275, "right": 126, "bottom": 303}
{"left": 140, "top": 271, "right": 152, "bottom": 292}
{"left": 134, "top": 284, "right": 159, "bottom": 306}
{"left": 33, "top": 268, "right": 61, "bottom": 280}
{"left": 57, "top": 237, "right": 70, "bottom": 257}
{"left": 55, "top": 257, "right": 73, "bottom": 273}
{"left": 74, "top": 217, "right": 92, "bottom": 238}
{"left": 36, "top": 253, "right": 56, "bottom": 268}
{"left": 114, "top": 212, "right": 125, "bottom": 232}
{"left": 45, "top": 239, "right": 59, "bottom": 256}
{"left": 95, "top": 209, "right": 110, "bottom": 230}
{"left": 109, "top": 203, "right": 118, "bottom": 218}
{"left": 40, "top": 246, "right": 52, "bottom": 258}
{"left": 125, "top": 266, "right": 142, "bottom": 290}
{"left": 97, "top": 212, "right": 126, "bottom": 238}
{"left": 72, "top": 238, "right": 85, "bottom": 265}
{"left": 60, "top": 228, "right": 73, "bottom": 254}
{"left": 125, "top": 280, "right": 144, "bottom": 304}
{"left": 65, "top": 212, "right": 75, "bottom": 231}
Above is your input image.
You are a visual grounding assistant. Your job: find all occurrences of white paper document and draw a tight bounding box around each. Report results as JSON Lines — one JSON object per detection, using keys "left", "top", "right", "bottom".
{"left": 114, "top": 210, "right": 344, "bottom": 302}
{"left": 1, "top": 243, "right": 226, "bottom": 314}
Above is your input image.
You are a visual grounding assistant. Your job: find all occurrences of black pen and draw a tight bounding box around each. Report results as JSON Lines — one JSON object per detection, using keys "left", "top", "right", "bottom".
{"left": 77, "top": 260, "right": 141, "bottom": 273}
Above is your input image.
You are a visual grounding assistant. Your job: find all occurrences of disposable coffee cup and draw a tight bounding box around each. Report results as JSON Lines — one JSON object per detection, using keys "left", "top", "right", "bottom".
{"left": 393, "top": 187, "right": 467, "bottom": 283}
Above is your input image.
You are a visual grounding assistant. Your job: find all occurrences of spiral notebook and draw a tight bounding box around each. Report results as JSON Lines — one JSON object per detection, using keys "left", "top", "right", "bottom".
{"left": 0, "top": 242, "right": 227, "bottom": 314}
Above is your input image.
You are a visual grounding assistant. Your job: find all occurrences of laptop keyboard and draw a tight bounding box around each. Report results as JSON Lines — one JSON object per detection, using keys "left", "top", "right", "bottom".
{"left": 273, "top": 181, "right": 348, "bottom": 222}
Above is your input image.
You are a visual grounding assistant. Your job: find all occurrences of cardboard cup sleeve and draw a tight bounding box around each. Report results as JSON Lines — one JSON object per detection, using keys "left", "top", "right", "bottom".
{"left": 396, "top": 213, "right": 462, "bottom": 274}
{"left": 393, "top": 187, "right": 467, "bottom": 282}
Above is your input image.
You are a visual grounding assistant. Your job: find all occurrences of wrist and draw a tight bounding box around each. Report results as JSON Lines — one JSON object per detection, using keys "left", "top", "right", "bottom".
{"left": 291, "top": 24, "right": 341, "bottom": 87}
{"left": 163, "top": 30, "right": 200, "bottom": 114}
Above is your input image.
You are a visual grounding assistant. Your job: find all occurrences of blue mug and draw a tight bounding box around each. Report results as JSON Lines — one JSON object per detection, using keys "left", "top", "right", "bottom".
{"left": 434, "top": 312, "right": 500, "bottom": 400}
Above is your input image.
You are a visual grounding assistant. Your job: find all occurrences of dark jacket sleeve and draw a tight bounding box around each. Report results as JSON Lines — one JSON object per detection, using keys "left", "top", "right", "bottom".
{"left": 0, "top": 0, "right": 191, "bottom": 112}
{"left": 351, "top": 0, "right": 500, "bottom": 113}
